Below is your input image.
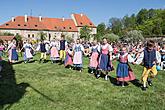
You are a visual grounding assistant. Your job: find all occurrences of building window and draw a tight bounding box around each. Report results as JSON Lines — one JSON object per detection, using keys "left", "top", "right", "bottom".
{"left": 24, "top": 24, "right": 27, "bottom": 26}
{"left": 6, "top": 24, "right": 9, "bottom": 26}
{"left": 63, "top": 27, "right": 66, "bottom": 29}
{"left": 18, "top": 24, "right": 21, "bottom": 26}
{"left": 35, "top": 25, "right": 38, "bottom": 27}
{"left": 89, "top": 23, "right": 92, "bottom": 25}
{"left": 28, "top": 34, "right": 30, "bottom": 38}
{"left": 32, "top": 34, "right": 34, "bottom": 38}
{"left": 80, "top": 22, "right": 83, "bottom": 25}
{"left": 69, "top": 27, "right": 72, "bottom": 29}
{"left": 54, "top": 26, "right": 57, "bottom": 29}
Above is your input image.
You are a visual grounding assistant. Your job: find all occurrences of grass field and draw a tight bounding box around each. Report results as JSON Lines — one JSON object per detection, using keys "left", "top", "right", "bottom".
{"left": 0, "top": 54, "right": 165, "bottom": 110}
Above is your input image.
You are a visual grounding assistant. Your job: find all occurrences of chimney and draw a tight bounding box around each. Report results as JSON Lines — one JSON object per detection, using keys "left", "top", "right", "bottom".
{"left": 80, "top": 13, "right": 83, "bottom": 17}
{"left": 39, "top": 16, "right": 42, "bottom": 22}
{"left": 25, "top": 14, "right": 28, "bottom": 22}
{"left": 11, "top": 17, "right": 15, "bottom": 22}
{"left": 62, "top": 17, "right": 65, "bottom": 22}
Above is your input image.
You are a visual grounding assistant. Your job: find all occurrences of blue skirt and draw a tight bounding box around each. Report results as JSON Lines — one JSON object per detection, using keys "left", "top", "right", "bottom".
{"left": 99, "top": 54, "right": 111, "bottom": 71}
{"left": 116, "top": 63, "right": 129, "bottom": 78}
{"left": 11, "top": 49, "right": 18, "bottom": 60}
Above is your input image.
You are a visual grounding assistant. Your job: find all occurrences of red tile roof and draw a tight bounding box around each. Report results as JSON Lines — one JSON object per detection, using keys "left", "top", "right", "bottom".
{"left": 0, "top": 36, "right": 15, "bottom": 41}
{"left": 0, "top": 14, "right": 96, "bottom": 31}
{"left": 73, "top": 14, "right": 96, "bottom": 28}
{"left": 0, "top": 16, "right": 78, "bottom": 32}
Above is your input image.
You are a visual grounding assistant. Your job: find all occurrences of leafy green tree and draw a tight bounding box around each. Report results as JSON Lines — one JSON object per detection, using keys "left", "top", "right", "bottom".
{"left": 37, "top": 32, "right": 47, "bottom": 41}
{"left": 108, "top": 17, "right": 123, "bottom": 36}
{"left": 15, "top": 33, "right": 22, "bottom": 42}
{"left": 126, "top": 30, "right": 144, "bottom": 42}
{"left": 103, "top": 33, "right": 119, "bottom": 42}
{"left": 80, "top": 26, "right": 91, "bottom": 40}
{"left": 95, "top": 23, "right": 106, "bottom": 41}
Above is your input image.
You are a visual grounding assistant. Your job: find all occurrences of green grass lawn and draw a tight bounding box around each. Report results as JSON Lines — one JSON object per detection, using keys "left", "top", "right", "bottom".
{"left": 0, "top": 54, "right": 165, "bottom": 110}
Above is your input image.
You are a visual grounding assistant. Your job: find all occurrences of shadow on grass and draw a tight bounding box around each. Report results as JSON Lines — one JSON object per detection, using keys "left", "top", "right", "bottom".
{"left": 29, "top": 85, "right": 55, "bottom": 103}
{"left": 0, "top": 60, "right": 55, "bottom": 110}
{"left": 0, "top": 61, "right": 29, "bottom": 110}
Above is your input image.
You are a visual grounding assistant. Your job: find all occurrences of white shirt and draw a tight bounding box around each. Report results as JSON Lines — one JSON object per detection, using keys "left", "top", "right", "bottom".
{"left": 136, "top": 51, "right": 161, "bottom": 64}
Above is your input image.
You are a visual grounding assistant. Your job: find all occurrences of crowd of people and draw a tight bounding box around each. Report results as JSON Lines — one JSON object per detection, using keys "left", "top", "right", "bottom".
{"left": 0, "top": 34, "right": 165, "bottom": 91}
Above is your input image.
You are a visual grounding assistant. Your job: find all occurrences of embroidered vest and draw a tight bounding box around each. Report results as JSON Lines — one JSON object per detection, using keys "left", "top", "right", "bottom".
{"left": 60, "top": 40, "right": 66, "bottom": 50}
{"left": 143, "top": 48, "right": 156, "bottom": 68}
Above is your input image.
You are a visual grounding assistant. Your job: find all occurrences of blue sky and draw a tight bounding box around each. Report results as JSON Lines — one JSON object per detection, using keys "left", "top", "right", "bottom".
{"left": 0, "top": 0, "right": 164, "bottom": 25}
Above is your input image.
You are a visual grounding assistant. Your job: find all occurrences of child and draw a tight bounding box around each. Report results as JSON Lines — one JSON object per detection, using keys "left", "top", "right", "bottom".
{"left": 89, "top": 40, "right": 100, "bottom": 74}
{"left": 59, "top": 35, "right": 67, "bottom": 64}
{"left": 22, "top": 40, "right": 34, "bottom": 63}
{"left": 116, "top": 46, "right": 136, "bottom": 87}
{"left": 73, "top": 39, "right": 84, "bottom": 72}
{"left": 50, "top": 39, "right": 60, "bottom": 63}
{"left": 7, "top": 40, "right": 18, "bottom": 63}
{"left": 135, "top": 40, "right": 161, "bottom": 91}
{"left": 37, "top": 40, "right": 47, "bottom": 63}
{"left": 64, "top": 43, "right": 73, "bottom": 68}
{"left": 97, "top": 38, "right": 113, "bottom": 80}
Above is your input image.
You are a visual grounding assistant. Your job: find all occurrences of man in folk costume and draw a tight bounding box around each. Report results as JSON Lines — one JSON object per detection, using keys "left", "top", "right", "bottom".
{"left": 59, "top": 35, "right": 67, "bottom": 64}
{"left": 136, "top": 40, "right": 161, "bottom": 91}
{"left": 37, "top": 40, "right": 47, "bottom": 63}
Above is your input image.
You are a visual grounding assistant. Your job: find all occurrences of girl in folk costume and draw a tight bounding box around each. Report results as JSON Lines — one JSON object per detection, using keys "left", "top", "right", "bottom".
{"left": 116, "top": 47, "right": 136, "bottom": 87}
{"left": 89, "top": 40, "right": 100, "bottom": 74}
{"left": 73, "top": 39, "right": 84, "bottom": 72}
{"left": 22, "top": 40, "right": 34, "bottom": 63}
{"left": 7, "top": 40, "right": 18, "bottom": 63}
{"left": 50, "top": 39, "right": 60, "bottom": 63}
{"left": 64, "top": 43, "right": 73, "bottom": 68}
{"left": 97, "top": 38, "right": 113, "bottom": 80}
{"left": 135, "top": 40, "right": 161, "bottom": 91}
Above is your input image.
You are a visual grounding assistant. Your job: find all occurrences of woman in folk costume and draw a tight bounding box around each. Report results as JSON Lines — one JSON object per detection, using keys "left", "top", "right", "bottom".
{"left": 73, "top": 39, "right": 84, "bottom": 72}
{"left": 50, "top": 39, "right": 60, "bottom": 63}
{"left": 89, "top": 40, "right": 100, "bottom": 74}
{"left": 7, "top": 40, "right": 18, "bottom": 63}
{"left": 116, "top": 46, "right": 136, "bottom": 87}
{"left": 22, "top": 40, "right": 33, "bottom": 63}
{"left": 97, "top": 38, "right": 113, "bottom": 80}
{"left": 64, "top": 43, "right": 73, "bottom": 68}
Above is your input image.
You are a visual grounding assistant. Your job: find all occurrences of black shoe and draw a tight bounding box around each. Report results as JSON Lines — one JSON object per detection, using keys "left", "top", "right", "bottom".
{"left": 39, "top": 59, "right": 42, "bottom": 63}
{"left": 96, "top": 74, "right": 100, "bottom": 79}
{"left": 147, "top": 80, "right": 152, "bottom": 86}
{"left": 142, "top": 87, "right": 147, "bottom": 91}
{"left": 43, "top": 60, "right": 47, "bottom": 63}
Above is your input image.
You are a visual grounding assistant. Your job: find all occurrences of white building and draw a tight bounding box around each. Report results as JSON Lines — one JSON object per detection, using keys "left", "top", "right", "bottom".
{"left": 0, "top": 13, "right": 97, "bottom": 41}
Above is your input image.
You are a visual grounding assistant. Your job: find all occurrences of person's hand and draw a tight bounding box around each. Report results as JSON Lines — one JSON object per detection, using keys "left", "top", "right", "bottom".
{"left": 132, "top": 62, "right": 136, "bottom": 65}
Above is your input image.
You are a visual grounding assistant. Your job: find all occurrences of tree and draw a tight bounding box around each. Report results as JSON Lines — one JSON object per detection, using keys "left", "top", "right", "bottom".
{"left": 103, "top": 33, "right": 119, "bottom": 42}
{"left": 136, "top": 9, "right": 148, "bottom": 25}
{"left": 95, "top": 23, "right": 106, "bottom": 41}
{"left": 37, "top": 32, "right": 47, "bottom": 41}
{"left": 65, "top": 34, "right": 74, "bottom": 43}
{"left": 15, "top": 33, "right": 22, "bottom": 42}
{"left": 80, "top": 26, "right": 91, "bottom": 40}
{"left": 126, "top": 30, "right": 144, "bottom": 42}
{"left": 108, "top": 18, "right": 123, "bottom": 36}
